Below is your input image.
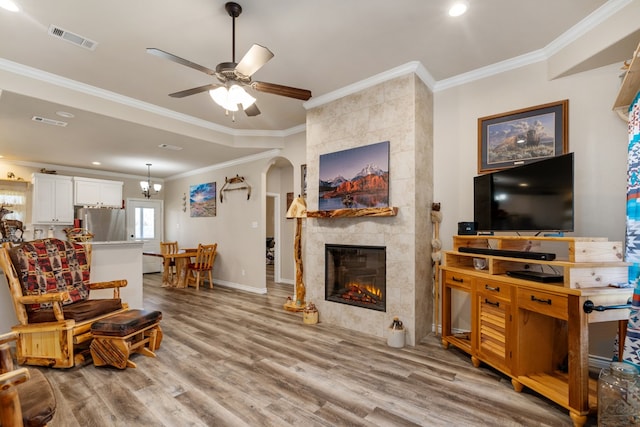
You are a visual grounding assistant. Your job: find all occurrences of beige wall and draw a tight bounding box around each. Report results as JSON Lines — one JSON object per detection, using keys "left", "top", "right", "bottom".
{"left": 162, "top": 132, "right": 305, "bottom": 293}
{"left": 433, "top": 61, "right": 629, "bottom": 357}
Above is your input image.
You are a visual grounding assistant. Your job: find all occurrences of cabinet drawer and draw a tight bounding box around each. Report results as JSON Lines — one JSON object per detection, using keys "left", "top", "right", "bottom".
{"left": 443, "top": 271, "right": 473, "bottom": 291}
{"left": 476, "top": 278, "right": 511, "bottom": 302}
{"left": 517, "top": 288, "right": 568, "bottom": 320}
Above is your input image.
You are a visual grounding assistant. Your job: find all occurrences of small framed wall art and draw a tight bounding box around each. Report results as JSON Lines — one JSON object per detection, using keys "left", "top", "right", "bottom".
{"left": 478, "top": 100, "right": 568, "bottom": 173}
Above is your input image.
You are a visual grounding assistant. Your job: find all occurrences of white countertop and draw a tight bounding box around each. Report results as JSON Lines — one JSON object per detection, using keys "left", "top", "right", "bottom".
{"left": 86, "top": 240, "right": 144, "bottom": 246}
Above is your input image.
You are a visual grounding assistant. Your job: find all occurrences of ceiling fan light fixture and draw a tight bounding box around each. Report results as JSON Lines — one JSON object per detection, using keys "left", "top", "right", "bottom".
{"left": 209, "top": 85, "right": 255, "bottom": 112}
{"left": 209, "top": 87, "right": 237, "bottom": 111}
{"left": 229, "top": 84, "right": 256, "bottom": 109}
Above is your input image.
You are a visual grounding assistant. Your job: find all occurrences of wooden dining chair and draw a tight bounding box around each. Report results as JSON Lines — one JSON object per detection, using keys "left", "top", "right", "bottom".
{"left": 160, "top": 241, "right": 179, "bottom": 283}
{"left": 187, "top": 243, "right": 217, "bottom": 290}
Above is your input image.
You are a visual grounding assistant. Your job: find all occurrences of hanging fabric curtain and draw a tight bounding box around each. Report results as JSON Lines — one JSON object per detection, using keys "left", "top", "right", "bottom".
{"left": 623, "top": 90, "right": 640, "bottom": 369}
{"left": 0, "top": 182, "right": 27, "bottom": 222}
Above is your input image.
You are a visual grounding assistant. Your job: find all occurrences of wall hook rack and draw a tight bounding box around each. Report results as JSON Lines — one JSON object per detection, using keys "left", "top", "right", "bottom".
{"left": 219, "top": 175, "right": 251, "bottom": 203}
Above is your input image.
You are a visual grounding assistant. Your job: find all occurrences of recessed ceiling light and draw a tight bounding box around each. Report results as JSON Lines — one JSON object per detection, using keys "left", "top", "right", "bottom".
{"left": 449, "top": 1, "right": 469, "bottom": 17}
{"left": 92, "top": 161, "right": 101, "bottom": 166}
{"left": 56, "top": 111, "right": 74, "bottom": 118}
{"left": 0, "top": 0, "right": 19, "bottom": 12}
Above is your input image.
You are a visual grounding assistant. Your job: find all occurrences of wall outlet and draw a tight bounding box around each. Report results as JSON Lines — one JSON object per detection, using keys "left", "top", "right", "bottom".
{"left": 242, "top": 269, "right": 245, "bottom": 276}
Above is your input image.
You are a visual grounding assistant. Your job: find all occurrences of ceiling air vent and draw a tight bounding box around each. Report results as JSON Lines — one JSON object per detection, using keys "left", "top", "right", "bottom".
{"left": 158, "top": 144, "right": 183, "bottom": 151}
{"left": 32, "top": 116, "right": 68, "bottom": 127}
{"left": 48, "top": 25, "right": 97, "bottom": 51}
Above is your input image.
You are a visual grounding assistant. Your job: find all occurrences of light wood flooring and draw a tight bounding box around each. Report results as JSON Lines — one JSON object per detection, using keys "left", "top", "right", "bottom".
{"left": 33, "top": 272, "right": 596, "bottom": 426}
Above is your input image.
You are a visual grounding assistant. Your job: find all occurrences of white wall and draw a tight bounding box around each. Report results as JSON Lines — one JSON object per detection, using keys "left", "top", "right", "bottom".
{"left": 434, "top": 61, "right": 629, "bottom": 356}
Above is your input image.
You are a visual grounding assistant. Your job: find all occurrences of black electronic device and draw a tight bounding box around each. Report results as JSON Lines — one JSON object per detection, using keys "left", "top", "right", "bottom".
{"left": 474, "top": 153, "right": 574, "bottom": 233}
{"left": 458, "top": 221, "right": 477, "bottom": 235}
{"left": 506, "top": 270, "right": 564, "bottom": 283}
{"left": 458, "top": 246, "right": 556, "bottom": 261}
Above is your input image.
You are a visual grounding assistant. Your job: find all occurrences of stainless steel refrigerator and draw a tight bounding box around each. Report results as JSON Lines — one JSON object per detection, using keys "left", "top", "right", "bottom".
{"left": 77, "top": 208, "right": 126, "bottom": 242}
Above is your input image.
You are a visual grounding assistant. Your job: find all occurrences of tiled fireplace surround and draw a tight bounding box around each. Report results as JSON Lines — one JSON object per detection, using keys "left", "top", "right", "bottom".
{"left": 304, "top": 73, "right": 433, "bottom": 346}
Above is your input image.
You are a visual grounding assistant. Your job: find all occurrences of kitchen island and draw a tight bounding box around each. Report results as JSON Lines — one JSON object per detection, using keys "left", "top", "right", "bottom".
{"left": 86, "top": 241, "right": 144, "bottom": 309}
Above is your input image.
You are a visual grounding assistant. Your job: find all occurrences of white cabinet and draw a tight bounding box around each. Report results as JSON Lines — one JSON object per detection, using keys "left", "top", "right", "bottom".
{"left": 74, "top": 177, "right": 123, "bottom": 207}
{"left": 32, "top": 173, "right": 74, "bottom": 224}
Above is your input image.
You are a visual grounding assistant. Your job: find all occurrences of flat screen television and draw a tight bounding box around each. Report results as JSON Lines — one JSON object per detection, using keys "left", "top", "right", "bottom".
{"left": 474, "top": 153, "right": 574, "bottom": 233}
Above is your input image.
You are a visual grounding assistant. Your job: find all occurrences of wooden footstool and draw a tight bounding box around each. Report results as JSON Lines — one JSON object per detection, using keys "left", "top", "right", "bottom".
{"left": 90, "top": 309, "right": 162, "bottom": 369}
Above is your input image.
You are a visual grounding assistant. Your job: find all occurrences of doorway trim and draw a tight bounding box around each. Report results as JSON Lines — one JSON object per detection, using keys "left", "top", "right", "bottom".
{"left": 125, "top": 197, "right": 164, "bottom": 273}
{"left": 267, "top": 192, "right": 282, "bottom": 283}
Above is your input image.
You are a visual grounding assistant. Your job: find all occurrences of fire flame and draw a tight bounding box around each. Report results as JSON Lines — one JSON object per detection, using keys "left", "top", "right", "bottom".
{"left": 347, "top": 282, "right": 382, "bottom": 298}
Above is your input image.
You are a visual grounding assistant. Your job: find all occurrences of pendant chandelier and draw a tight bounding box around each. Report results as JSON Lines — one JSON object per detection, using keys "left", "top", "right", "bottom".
{"left": 140, "top": 163, "right": 161, "bottom": 198}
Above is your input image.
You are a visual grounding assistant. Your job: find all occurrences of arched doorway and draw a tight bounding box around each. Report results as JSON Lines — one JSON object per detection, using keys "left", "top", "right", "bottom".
{"left": 265, "top": 157, "right": 294, "bottom": 293}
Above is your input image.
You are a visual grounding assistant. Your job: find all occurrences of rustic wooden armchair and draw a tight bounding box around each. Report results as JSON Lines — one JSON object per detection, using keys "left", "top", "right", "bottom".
{"left": 0, "top": 332, "right": 56, "bottom": 426}
{"left": 187, "top": 243, "right": 217, "bottom": 290}
{"left": 0, "top": 238, "right": 129, "bottom": 368}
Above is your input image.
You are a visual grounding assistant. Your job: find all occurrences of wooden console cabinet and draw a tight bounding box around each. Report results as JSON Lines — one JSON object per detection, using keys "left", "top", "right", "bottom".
{"left": 441, "top": 235, "right": 632, "bottom": 427}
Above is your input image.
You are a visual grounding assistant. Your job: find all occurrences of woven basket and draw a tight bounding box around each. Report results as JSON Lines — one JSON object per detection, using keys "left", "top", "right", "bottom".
{"left": 63, "top": 228, "right": 94, "bottom": 243}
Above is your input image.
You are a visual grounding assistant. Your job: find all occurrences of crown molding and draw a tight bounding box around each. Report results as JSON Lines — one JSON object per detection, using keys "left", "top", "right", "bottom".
{"left": 0, "top": 58, "right": 305, "bottom": 138}
{"left": 166, "top": 149, "right": 283, "bottom": 181}
{"left": 4, "top": 159, "right": 162, "bottom": 182}
{"left": 434, "top": 0, "right": 632, "bottom": 92}
{"left": 304, "top": 61, "right": 436, "bottom": 111}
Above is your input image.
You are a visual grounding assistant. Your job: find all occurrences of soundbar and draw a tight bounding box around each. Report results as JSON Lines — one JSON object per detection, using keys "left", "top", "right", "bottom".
{"left": 458, "top": 246, "right": 556, "bottom": 261}
{"left": 506, "top": 270, "right": 564, "bottom": 283}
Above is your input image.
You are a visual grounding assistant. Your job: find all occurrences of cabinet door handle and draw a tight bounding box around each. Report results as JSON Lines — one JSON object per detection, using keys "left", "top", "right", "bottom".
{"left": 452, "top": 276, "right": 464, "bottom": 283}
{"left": 484, "top": 298, "right": 500, "bottom": 307}
{"left": 484, "top": 284, "right": 500, "bottom": 292}
{"left": 530, "top": 295, "right": 552, "bottom": 305}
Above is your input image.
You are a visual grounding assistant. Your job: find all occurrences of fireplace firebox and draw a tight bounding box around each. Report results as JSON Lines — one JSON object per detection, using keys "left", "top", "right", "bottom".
{"left": 325, "top": 244, "right": 386, "bottom": 312}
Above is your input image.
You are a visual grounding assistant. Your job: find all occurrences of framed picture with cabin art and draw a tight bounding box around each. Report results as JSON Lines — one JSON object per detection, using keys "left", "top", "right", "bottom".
{"left": 478, "top": 100, "right": 568, "bottom": 173}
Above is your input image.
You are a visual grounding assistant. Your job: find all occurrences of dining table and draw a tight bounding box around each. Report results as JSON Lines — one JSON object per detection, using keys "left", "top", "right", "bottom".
{"left": 143, "top": 248, "right": 198, "bottom": 288}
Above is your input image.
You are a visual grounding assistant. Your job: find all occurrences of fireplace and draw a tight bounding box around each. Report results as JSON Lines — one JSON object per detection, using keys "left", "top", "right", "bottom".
{"left": 325, "top": 244, "right": 386, "bottom": 312}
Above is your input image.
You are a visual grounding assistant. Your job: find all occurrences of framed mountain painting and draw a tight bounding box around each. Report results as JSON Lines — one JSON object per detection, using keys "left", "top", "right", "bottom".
{"left": 318, "top": 141, "right": 389, "bottom": 211}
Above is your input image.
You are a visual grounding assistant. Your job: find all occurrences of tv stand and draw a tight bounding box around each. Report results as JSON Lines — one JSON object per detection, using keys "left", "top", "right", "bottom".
{"left": 440, "top": 235, "right": 632, "bottom": 426}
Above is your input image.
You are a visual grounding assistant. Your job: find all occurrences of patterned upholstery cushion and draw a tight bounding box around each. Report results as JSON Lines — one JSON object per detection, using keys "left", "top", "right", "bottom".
{"left": 8, "top": 238, "right": 90, "bottom": 312}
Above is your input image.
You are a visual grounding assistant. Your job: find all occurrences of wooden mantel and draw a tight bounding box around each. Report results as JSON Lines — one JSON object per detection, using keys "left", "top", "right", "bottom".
{"left": 306, "top": 207, "right": 398, "bottom": 218}
{"left": 613, "top": 40, "right": 640, "bottom": 119}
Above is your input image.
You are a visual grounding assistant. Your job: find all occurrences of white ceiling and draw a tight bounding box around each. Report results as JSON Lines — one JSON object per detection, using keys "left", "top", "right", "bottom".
{"left": 0, "top": 0, "right": 635, "bottom": 179}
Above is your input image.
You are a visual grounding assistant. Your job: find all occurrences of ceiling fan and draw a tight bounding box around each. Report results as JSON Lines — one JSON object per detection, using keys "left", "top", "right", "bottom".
{"left": 147, "top": 1, "right": 312, "bottom": 117}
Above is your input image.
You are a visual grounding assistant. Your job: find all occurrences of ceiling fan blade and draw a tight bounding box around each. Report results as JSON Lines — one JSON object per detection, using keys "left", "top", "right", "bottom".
{"left": 252, "top": 81, "right": 312, "bottom": 101}
{"left": 235, "top": 44, "right": 274, "bottom": 77}
{"left": 146, "top": 48, "right": 216, "bottom": 76}
{"left": 244, "top": 103, "right": 261, "bottom": 117}
{"left": 169, "top": 83, "right": 221, "bottom": 98}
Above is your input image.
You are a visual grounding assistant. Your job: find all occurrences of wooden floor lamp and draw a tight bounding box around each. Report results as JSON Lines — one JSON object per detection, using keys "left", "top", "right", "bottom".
{"left": 284, "top": 196, "right": 307, "bottom": 312}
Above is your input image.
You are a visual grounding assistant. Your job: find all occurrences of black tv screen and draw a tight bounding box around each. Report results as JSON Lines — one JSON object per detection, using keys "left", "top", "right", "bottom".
{"left": 474, "top": 153, "right": 574, "bottom": 232}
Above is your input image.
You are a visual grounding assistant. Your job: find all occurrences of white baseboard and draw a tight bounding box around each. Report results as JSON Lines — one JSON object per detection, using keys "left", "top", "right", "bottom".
{"left": 214, "top": 279, "right": 267, "bottom": 294}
